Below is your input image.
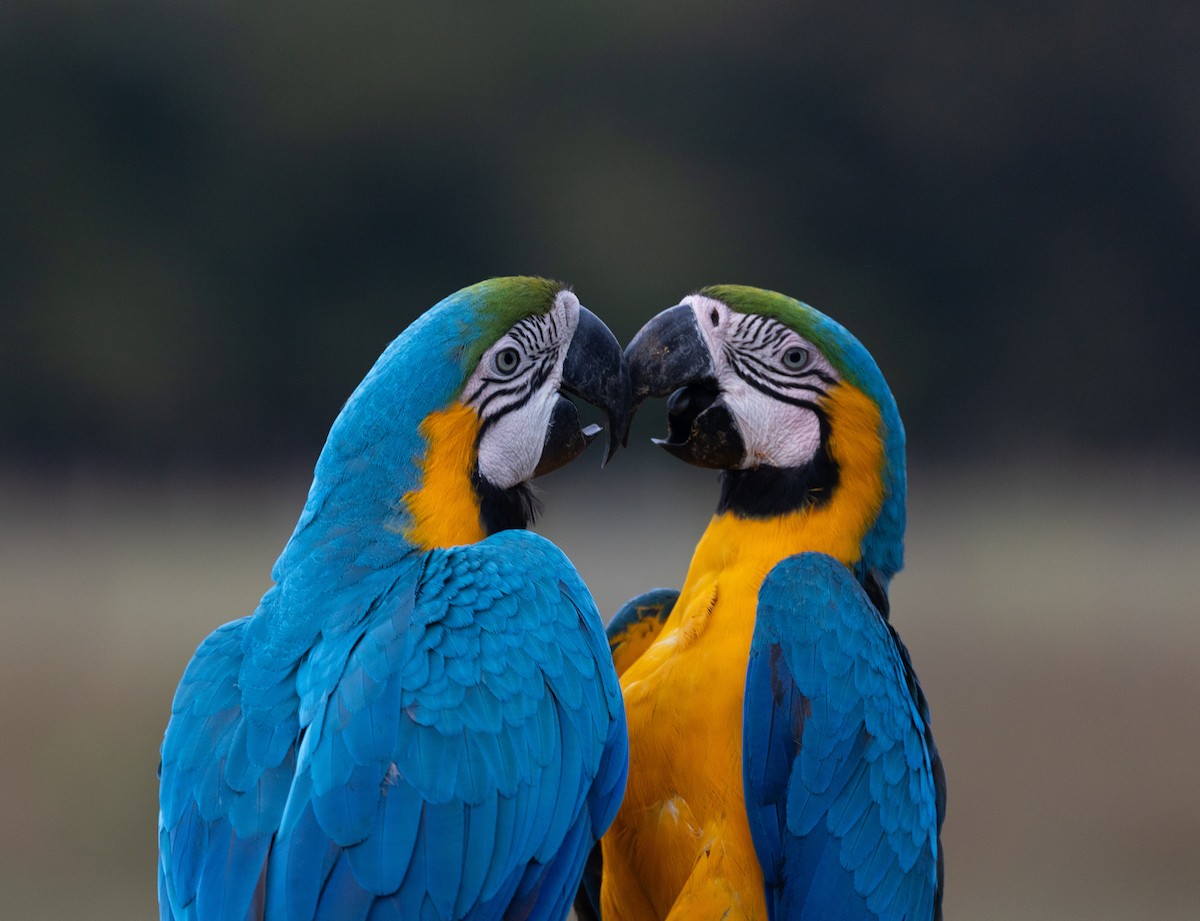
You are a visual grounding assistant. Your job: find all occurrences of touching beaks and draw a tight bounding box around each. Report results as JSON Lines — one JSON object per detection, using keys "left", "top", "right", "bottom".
{"left": 535, "top": 306, "right": 631, "bottom": 477}
{"left": 624, "top": 302, "right": 745, "bottom": 470}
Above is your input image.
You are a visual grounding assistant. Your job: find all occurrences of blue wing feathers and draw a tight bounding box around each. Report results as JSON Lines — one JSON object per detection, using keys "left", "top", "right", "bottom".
{"left": 342, "top": 672, "right": 402, "bottom": 767}
{"left": 864, "top": 853, "right": 907, "bottom": 917}
{"left": 841, "top": 799, "right": 883, "bottom": 870}
{"left": 313, "top": 854, "right": 374, "bottom": 921}
{"left": 586, "top": 714, "right": 628, "bottom": 833}
{"left": 420, "top": 798, "right": 466, "bottom": 919}
{"left": 267, "top": 802, "right": 338, "bottom": 921}
{"left": 827, "top": 757, "right": 871, "bottom": 838}
{"left": 743, "top": 654, "right": 786, "bottom": 886}
{"left": 854, "top": 835, "right": 892, "bottom": 896}
{"left": 346, "top": 777, "right": 422, "bottom": 894}
{"left": 605, "top": 587, "right": 678, "bottom": 641}
{"left": 790, "top": 731, "right": 858, "bottom": 837}
{"left": 452, "top": 790, "right": 497, "bottom": 916}
{"left": 527, "top": 714, "right": 563, "bottom": 862}
{"left": 744, "top": 551, "right": 941, "bottom": 921}
{"left": 160, "top": 528, "right": 625, "bottom": 920}
{"left": 168, "top": 802, "right": 206, "bottom": 904}
{"left": 196, "top": 821, "right": 271, "bottom": 921}
{"left": 534, "top": 812, "right": 596, "bottom": 920}
{"left": 483, "top": 790, "right": 523, "bottom": 900}
{"left": 160, "top": 854, "right": 175, "bottom": 921}
{"left": 540, "top": 707, "right": 584, "bottom": 862}
{"left": 228, "top": 752, "right": 296, "bottom": 838}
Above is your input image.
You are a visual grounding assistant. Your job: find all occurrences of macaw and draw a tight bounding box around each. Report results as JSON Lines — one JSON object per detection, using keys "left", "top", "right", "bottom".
{"left": 158, "top": 277, "right": 631, "bottom": 921}
{"left": 585, "top": 286, "right": 944, "bottom": 921}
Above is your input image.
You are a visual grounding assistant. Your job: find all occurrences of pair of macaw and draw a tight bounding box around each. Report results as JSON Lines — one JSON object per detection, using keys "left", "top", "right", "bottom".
{"left": 158, "top": 277, "right": 944, "bottom": 921}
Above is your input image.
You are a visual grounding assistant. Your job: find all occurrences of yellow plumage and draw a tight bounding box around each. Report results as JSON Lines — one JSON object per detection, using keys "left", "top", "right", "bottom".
{"left": 601, "top": 382, "right": 886, "bottom": 920}
{"left": 401, "top": 402, "right": 486, "bottom": 550}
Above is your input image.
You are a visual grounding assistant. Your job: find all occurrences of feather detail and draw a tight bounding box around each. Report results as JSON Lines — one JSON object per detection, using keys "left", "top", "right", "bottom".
{"left": 161, "top": 525, "right": 624, "bottom": 921}
{"left": 744, "top": 552, "right": 941, "bottom": 920}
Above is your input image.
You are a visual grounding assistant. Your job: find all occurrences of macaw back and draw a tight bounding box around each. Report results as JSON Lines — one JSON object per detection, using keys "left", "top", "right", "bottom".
{"left": 159, "top": 531, "right": 627, "bottom": 921}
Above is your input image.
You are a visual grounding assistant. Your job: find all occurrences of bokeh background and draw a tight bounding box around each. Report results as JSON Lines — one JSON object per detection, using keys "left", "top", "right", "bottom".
{"left": 2, "top": 2, "right": 1198, "bottom": 918}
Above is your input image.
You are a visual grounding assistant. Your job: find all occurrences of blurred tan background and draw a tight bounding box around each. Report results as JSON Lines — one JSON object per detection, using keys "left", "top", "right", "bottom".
{"left": 2, "top": 1, "right": 1198, "bottom": 918}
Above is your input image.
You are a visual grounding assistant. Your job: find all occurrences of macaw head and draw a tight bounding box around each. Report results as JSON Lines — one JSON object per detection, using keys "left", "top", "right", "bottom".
{"left": 279, "top": 277, "right": 629, "bottom": 572}
{"left": 624, "top": 285, "right": 905, "bottom": 587}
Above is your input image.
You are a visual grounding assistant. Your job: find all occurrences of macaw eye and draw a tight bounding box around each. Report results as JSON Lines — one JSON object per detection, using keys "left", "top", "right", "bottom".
{"left": 782, "top": 346, "right": 809, "bottom": 370}
{"left": 492, "top": 346, "right": 521, "bottom": 376}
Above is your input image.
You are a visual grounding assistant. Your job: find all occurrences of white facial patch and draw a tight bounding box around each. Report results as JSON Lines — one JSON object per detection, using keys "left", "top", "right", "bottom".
{"left": 466, "top": 290, "right": 580, "bottom": 489}
{"left": 682, "top": 294, "right": 840, "bottom": 470}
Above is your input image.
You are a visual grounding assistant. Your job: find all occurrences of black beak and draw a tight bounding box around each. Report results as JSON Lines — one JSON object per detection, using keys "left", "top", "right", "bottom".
{"left": 625, "top": 304, "right": 714, "bottom": 407}
{"left": 534, "top": 306, "right": 631, "bottom": 477}
{"left": 624, "top": 303, "right": 745, "bottom": 469}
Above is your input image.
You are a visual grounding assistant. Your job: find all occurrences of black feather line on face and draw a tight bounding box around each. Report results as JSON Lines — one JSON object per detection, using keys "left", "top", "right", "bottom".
{"left": 724, "top": 314, "right": 838, "bottom": 389}
{"left": 473, "top": 351, "right": 556, "bottom": 432}
{"left": 738, "top": 347, "right": 835, "bottom": 388}
{"left": 759, "top": 324, "right": 788, "bottom": 349}
{"left": 509, "top": 314, "right": 558, "bottom": 356}
{"left": 471, "top": 308, "right": 561, "bottom": 420}
{"left": 725, "top": 351, "right": 830, "bottom": 400}
{"left": 474, "top": 378, "right": 533, "bottom": 416}
{"left": 725, "top": 356, "right": 831, "bottom": 406}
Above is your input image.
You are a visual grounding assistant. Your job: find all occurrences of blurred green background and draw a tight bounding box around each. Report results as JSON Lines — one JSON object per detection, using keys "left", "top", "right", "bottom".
{"left": 1, "top": 1, "right": 1197, "bottom": 918}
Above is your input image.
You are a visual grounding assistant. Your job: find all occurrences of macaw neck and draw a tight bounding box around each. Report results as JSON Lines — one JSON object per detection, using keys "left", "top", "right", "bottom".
{"left": 400, "top": 402, "right": 536, "bottom": 550}
{"left": 249, "top": 401, "right": 516, "bottom": 664}
{"left": 400, "top": 403, "right": 489, "bottom": 550}
{"left": 279, "top": 400, "right": 528, "bottom": 577}
{"left": 246, "top": 299, "right": 530, "bottom": 664}
{"left": 696, "top": 378, "right": 897, "bottom": 588}
{"left": 715, "top": 456, "right": 838, "bottom": 519}
{"left": 686, "top": 498, "right": 869, "bottom": 593}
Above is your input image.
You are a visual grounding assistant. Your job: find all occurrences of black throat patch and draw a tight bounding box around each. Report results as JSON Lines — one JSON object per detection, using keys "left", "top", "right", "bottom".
{"left": 716, "top": 438, "right": 840, "bottom": 519}
{"left": 472, "top": 470, "right": 541, "bottom": 535}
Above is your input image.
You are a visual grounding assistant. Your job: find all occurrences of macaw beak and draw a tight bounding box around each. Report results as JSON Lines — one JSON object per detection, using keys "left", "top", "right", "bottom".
{"left": 624, "top": 303, "right": 745, "bottom": 469}
{"left": 534, "top": 306, "right": 631, "bottom": 477}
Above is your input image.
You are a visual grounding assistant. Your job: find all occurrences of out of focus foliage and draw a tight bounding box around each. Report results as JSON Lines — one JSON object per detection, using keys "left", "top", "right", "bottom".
{"left": 3, "top": 0, "right": 1196, "bottom": 466}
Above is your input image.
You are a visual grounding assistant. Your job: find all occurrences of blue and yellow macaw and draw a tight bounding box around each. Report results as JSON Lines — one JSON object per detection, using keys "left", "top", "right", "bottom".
{"left": 158, "top": 277, "right": 631, "bottom": 921}
{"left": 588, "top": 286, "right": 944, "bottom": 921}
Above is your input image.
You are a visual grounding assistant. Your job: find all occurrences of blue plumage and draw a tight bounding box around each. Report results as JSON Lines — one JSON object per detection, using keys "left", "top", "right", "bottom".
{"left": 605, "top": 588, "right": 678, "bottom": 644}
{"left": 159, "top": 278, "right": 629, "bottom": 921}
{"left": 744, "top": 552, "right": 942, "bottom": 921}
